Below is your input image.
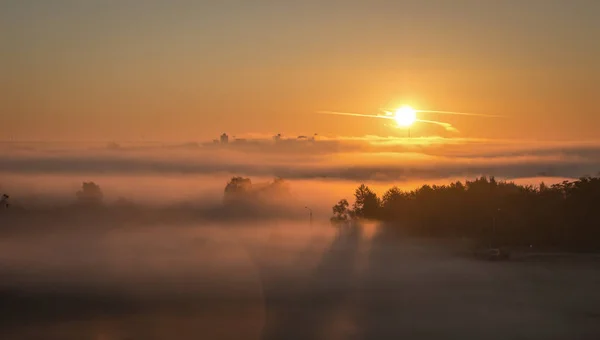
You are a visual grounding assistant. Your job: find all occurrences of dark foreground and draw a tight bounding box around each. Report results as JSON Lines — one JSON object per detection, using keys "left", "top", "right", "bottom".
{"left": 1, "top": 224, "right": 600, "bottom": 340}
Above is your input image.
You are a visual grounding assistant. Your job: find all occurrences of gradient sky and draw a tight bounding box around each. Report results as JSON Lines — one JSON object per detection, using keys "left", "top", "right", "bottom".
{"left": 2, "top": 0, "right": 599, "bottom": 142}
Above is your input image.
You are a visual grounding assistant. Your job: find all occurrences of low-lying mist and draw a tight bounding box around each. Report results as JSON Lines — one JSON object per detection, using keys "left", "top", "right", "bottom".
{"left": 0, "top": 218, "right": 344, "bottom": 340}
{"left": 2, "top": 138, "right": 600, "bottom": 339}
{"left": 0, "top": 220, "right": 337, "bottom": 295}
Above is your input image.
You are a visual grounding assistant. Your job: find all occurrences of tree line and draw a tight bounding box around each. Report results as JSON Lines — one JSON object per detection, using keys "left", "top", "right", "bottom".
{"left": 331, "top": 176, "right": 600, "bottom": 250}
{"left": 1, "top": 177, "right": 291, "bottom": 211}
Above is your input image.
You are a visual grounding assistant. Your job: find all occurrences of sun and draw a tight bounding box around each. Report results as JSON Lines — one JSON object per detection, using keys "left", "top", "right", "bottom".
{"left": 394, "top": 106, "right": 416, "bottom": 127}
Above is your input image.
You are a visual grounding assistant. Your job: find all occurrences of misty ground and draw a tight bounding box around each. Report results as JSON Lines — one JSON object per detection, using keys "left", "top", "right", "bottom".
{"left": 1, "top": 222, "right": 600, "bottom": 340}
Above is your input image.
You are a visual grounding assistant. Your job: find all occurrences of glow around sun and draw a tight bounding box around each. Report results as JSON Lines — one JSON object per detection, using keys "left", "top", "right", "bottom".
{"left": 394, "top": 106, "right": 417, "bottom": 127}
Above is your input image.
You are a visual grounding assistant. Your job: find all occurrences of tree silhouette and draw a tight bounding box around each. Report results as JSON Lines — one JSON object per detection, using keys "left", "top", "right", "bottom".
{"left": 223, "top": 176, "right": 292, "bottom": 208}
{"left": 76, "top": 182, "right": 104, "bottom": 206}
{"left": 255, "top": 177, "right": 291, "bottom": 199}
{"left": 0, "top": 194, "right": 9, "bottom": 209}
{"left": 332, "top": 176, "right": 600, "bottom": 250}
{"left": 353, "top": 184, "right": 380, "bottom": 219}
{"left": 330, "top": 199, "right": 351, "bottom": 224}
{"left": 223, "top": 177, "right": 253, "bottom": 205}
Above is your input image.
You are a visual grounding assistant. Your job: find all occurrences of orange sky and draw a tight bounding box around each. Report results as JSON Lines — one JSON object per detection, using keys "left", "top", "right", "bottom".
{"left": 2, "top": 1, "right": 599, "bottom": 142}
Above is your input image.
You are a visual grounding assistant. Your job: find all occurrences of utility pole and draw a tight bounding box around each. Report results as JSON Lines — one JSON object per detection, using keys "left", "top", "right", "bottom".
{"left": 305, "top": 206, "right": 313, "bottom": 228}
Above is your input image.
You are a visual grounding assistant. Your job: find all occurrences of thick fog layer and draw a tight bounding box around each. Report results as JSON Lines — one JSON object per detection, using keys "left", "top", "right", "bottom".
{"left": 2, "top": 137, "right": 599, "bottom": 182}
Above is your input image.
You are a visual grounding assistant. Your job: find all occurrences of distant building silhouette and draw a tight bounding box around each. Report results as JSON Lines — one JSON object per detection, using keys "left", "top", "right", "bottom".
{"left": 297, "top": 133, "right": 317, "bottom": 141}
{"left": 220, "top": 133, "right": 229, "bottom": 144}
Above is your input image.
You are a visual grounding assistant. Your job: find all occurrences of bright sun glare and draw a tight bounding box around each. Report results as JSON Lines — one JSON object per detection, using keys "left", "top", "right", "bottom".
{"left": 394, "top": 106, "right": 417, "bottom": 127}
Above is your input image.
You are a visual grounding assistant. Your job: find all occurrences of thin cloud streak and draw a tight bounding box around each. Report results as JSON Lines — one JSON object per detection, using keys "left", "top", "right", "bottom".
{"left": 317, "top": 111, "right": 393, "bottom": 120}
{"left": 318, "top": 109, "right": 504, "bottom": 133}
{"left": 416, "top": 110, "right": 506, "bottom": 118}
{"left": 376, "top": 108, "right": 507, "bottom": 118}
{"left": 318, "top": 111, "right": 460, "bottom": 132}
{"left": 415, "top": 119, "right": 459, "bottom": 133}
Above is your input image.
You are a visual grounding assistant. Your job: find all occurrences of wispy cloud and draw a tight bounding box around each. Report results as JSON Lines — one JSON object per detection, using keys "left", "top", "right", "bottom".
{"left": 414, "top": 110, "right": 507, "bottom": 118}
{"left": 415, "top": 119, "right": 459, "bottom": 132}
